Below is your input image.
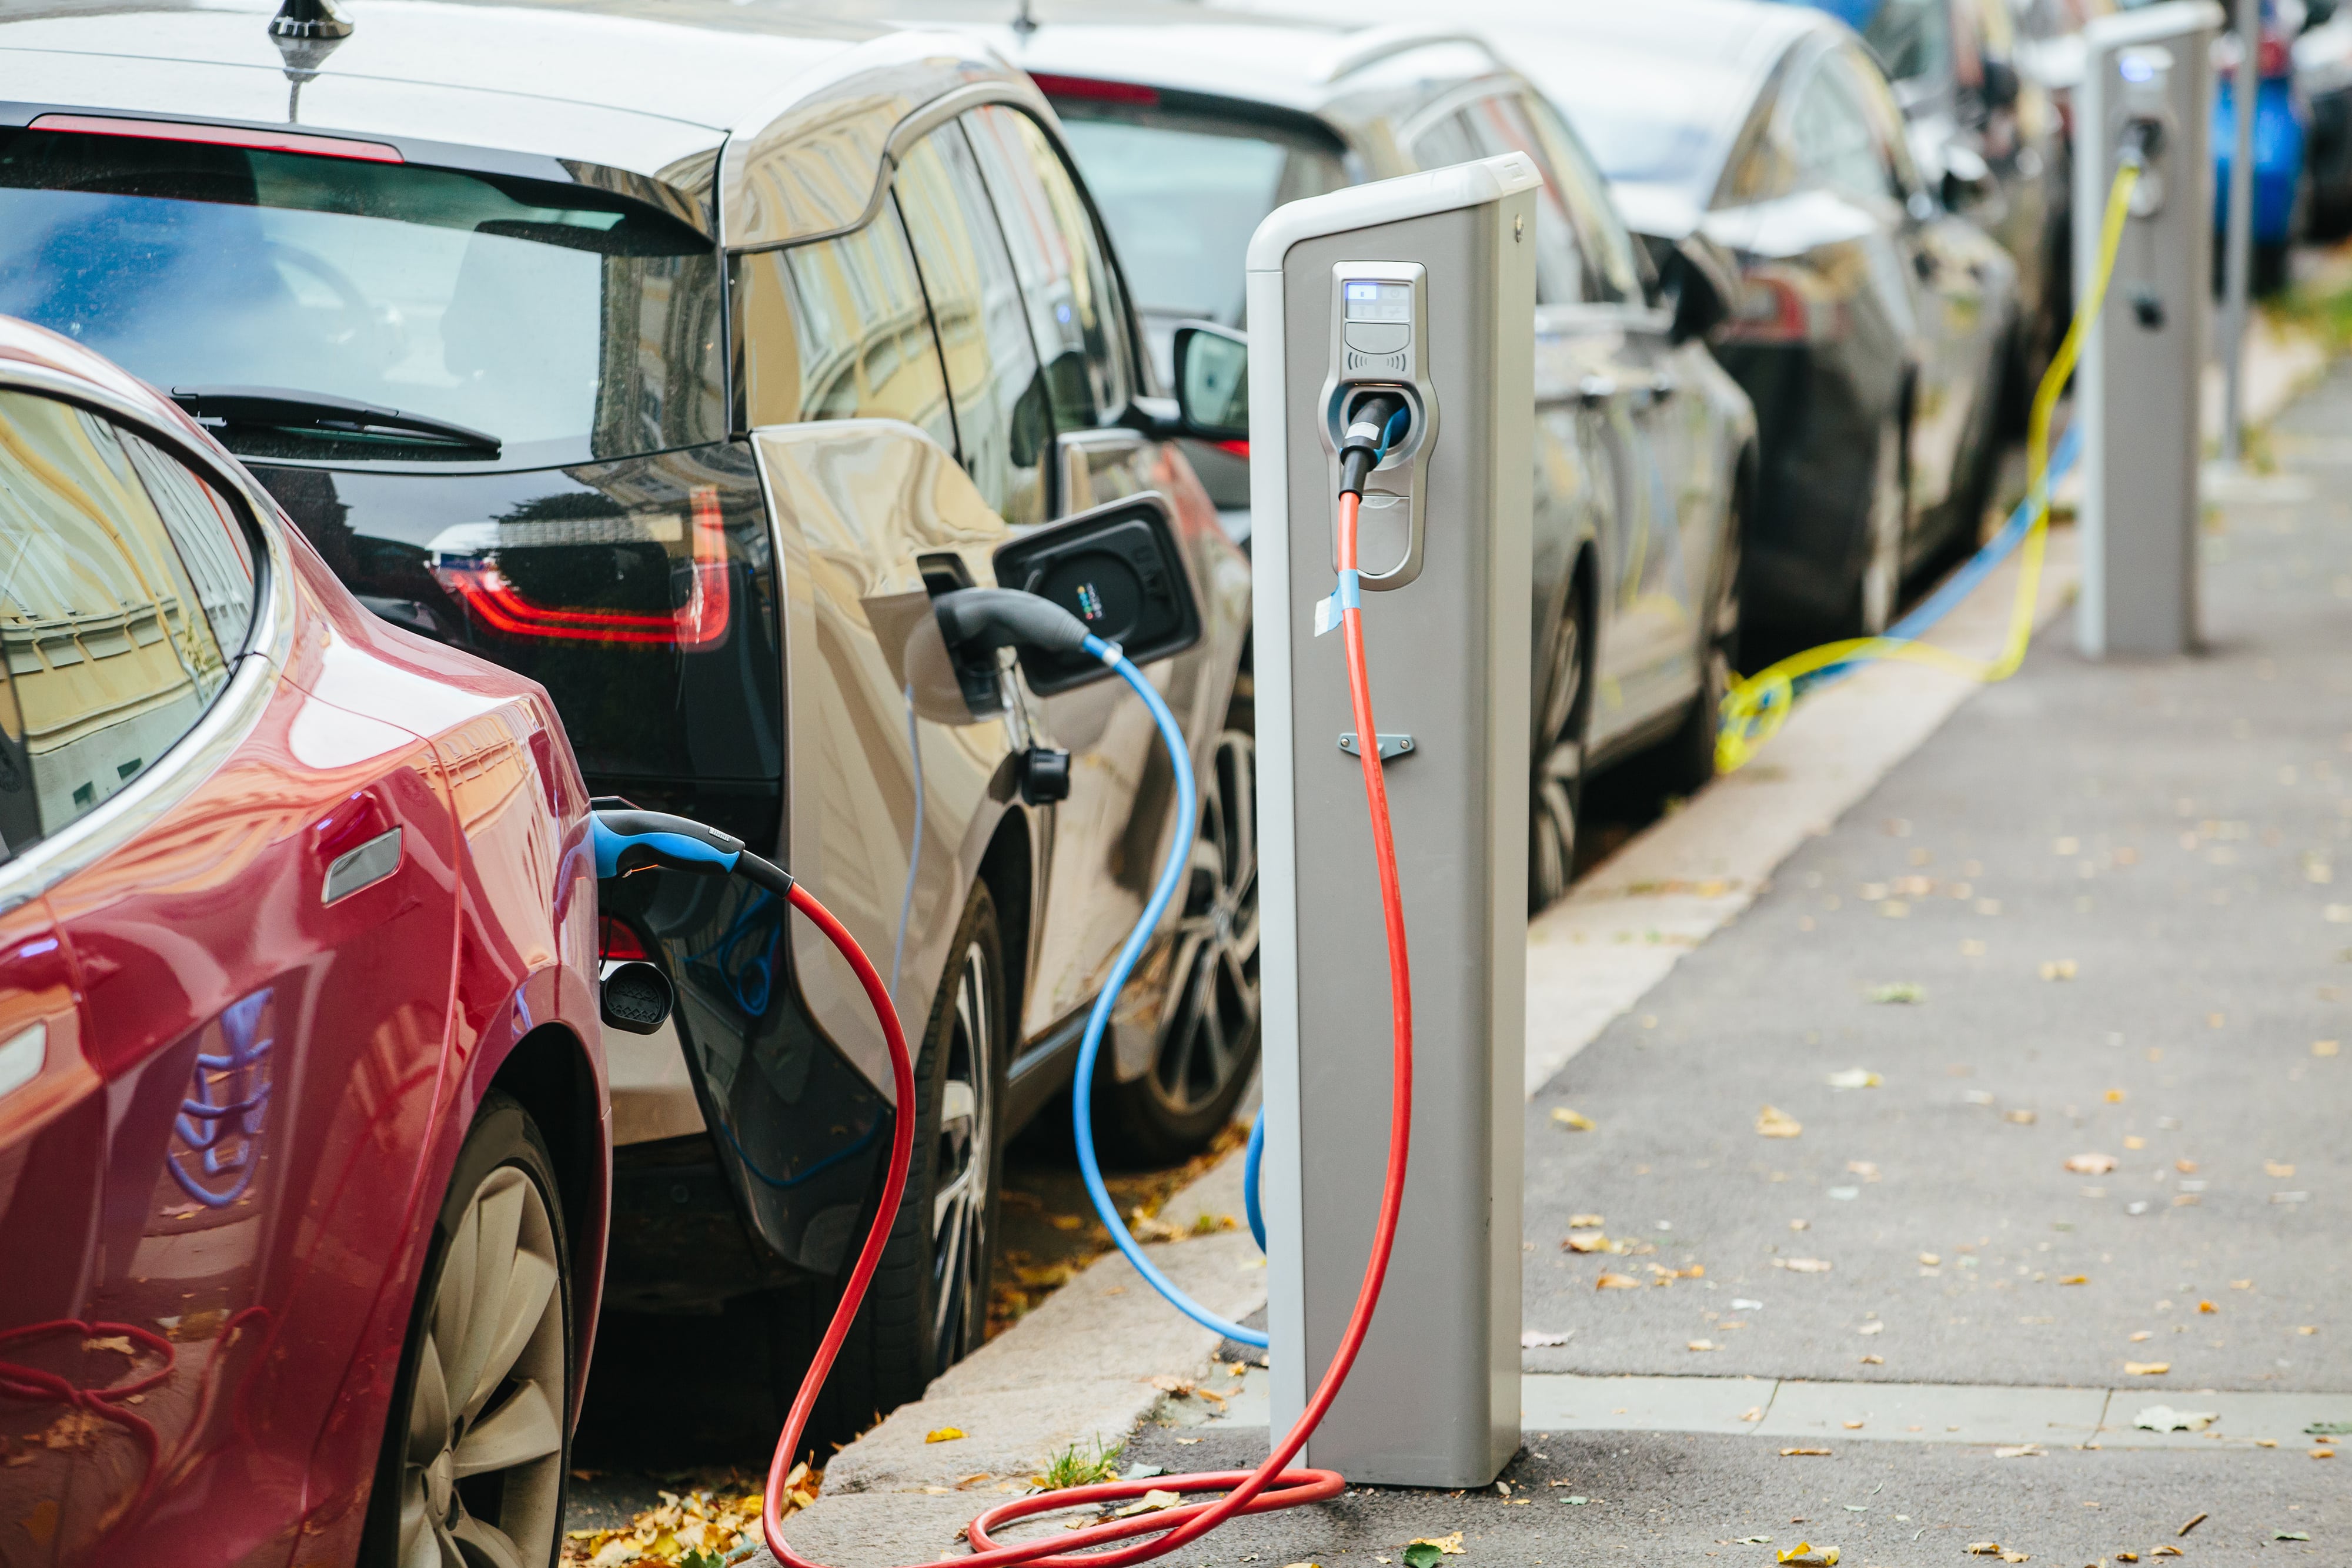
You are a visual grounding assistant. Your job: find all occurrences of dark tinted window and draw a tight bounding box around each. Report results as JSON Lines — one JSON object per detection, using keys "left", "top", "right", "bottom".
{"left": 1055, "top": 108, "right": 1348, "bottom": 330}
{"left": 1449, "top": 96, "right": 1591, "bottom": 305}
{"left": 0, "top": 128, "right": 722, "bottom": 467}
{"left": 964, "top": 105, "right": 1134, "bottom": 432}
{"left": 896, "top": 124, "right": 1052, "bottom": 524}
{"left": 119, "top": 432, "right": 258, "bottom": 658}
{"left": 736, "top": 206, "right": 956, "bottom": 451}
{"left": 0, "top": 390, "right": 240, "bottom": 842}
{"left": 1789, "top": 52, "right": 1899, "bottom": 200}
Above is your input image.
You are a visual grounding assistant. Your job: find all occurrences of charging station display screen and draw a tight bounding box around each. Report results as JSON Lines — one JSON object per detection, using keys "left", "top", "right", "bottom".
{"left": 1343, "top": 280, "right": 1411, "bottom": 323}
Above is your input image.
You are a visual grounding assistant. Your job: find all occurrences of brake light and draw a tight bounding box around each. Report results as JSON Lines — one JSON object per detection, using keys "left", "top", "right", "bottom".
{"left": 1720, "top": 269, "right": 1843, "bottom": 345}
{"left": 2260, "top": 27, "right": 2292, "bottom": 79}
{"left": 1212, "top": 439, "right": 1250, "bottom": 460}
{"left": 1034, "top": 73, "right": 1160, "bottom": 105}
{"left": 433, "top": 485, "right": 731, "bottom": 647}
{"left": 27, "top": 112, "right": 403, "bottom": 163}
{"left": 600, "top": 917, "right": 650, "bottom": 961}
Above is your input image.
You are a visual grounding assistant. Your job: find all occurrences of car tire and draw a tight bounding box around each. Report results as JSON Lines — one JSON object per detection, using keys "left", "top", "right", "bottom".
{"left": 1650, "top": 490, "right": 1743, "bottom": 800}
{"left": 2254, "top": 239, "right": 2292, "bottom": 297}
{"left": 361, "top": 1091, "right": 572, "bottom": 1568}
{"left": 1847, "top": 413, "right": 1907, "bottom": 638}
{"left": 1095, "top": 697, "right": 1261, "bottom": 1166}
{"left": 1529, "top": 565, "right": 1593, "bottom": 914}
{"left": 769, "top": 882, "right": 1008, "bottom": 1456}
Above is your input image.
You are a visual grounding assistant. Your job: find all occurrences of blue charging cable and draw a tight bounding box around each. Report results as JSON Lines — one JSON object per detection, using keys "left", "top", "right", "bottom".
{"left": 1068, "top": 633, "right": 1268, "bottom": 1346}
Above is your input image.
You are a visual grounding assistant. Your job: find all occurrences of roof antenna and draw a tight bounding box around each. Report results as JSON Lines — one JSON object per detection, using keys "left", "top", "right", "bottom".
{"left": 1011, "top": 0, "right": 1037, "bottom": 39}
{"left": 269, "top": 0, "right": 352, "bottom": 123}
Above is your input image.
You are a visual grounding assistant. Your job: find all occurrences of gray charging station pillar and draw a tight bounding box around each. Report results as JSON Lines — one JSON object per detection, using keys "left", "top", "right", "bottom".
{"left": 1248, "top": 154, "right": 1536, "bottom": 1487}
{"left": 2076, "top": 1, "right": 2220, "bottom": 658}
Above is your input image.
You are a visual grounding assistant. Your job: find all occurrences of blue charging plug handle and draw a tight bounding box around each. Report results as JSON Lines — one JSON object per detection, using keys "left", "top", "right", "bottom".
{"left": 591, "top": 810, "right": 750, "bottom": 881}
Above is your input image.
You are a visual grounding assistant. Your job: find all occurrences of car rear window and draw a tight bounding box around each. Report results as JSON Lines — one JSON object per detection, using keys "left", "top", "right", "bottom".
{"left": 0, "top": 125, "right": 722, "bottom": 467}
{"left": 1051, "top": 102, "right": 1348, "bottom": 330}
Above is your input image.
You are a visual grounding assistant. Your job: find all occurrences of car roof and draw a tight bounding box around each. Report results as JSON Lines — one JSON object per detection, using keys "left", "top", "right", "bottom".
{"left": 860, "top": 0, "right": 1513, "bottom": 147}
{"left": 0, "top": 0, "right": 1037, "bottom": 242}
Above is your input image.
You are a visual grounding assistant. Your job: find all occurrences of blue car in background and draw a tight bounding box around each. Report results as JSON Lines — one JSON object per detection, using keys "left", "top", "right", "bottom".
{"left": 2213, "top": 0, "right": 2308, "bottom": 291}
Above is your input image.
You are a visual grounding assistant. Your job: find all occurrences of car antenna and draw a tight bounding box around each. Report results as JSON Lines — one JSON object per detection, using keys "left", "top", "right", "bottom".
{"left": 1011, "top": 0, "right": 1037, "bottom": 39}
{"left": 268, "top": 0, "right": 352, "bottom": 123}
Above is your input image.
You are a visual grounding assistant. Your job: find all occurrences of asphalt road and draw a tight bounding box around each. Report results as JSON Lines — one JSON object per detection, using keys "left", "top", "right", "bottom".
{"left": 1521, "top": 369, "right": 2352, "bottom": 1395}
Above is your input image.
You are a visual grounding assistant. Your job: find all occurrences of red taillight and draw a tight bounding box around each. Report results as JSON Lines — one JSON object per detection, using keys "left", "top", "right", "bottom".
{"left": 434, "top": 485, "right": 731, "bottom": 647}
{"left": 1035, "top": 73, "right": 1160, "bottom": 105}
{"left": 1722, "top": 273, "right": 1809, "bottom": 345}
{"left": 1212, "top": 439, "right": 1250, "bottom": 460}
{"left": 600, "top": 917, "right": 649, "bottom": 961}
{"left": 2259, "top": 28, "right": 2292, "bottom": 79}
{"left": 27, "top": 112, "right": 403, "bottom": 163}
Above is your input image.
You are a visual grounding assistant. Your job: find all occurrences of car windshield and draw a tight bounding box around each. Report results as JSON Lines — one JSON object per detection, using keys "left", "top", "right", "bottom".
{"left": 1521, "top": 47, "right": 1742, "bottom": 191}
{"left": 1859, "top": 0, "right": 1952, "bottom": 83}
{"left": 1055, "top": 108, "right": 1348, "bottom": 329}
{"left": 0, "top": 126, "right": 722, "bottom": 467}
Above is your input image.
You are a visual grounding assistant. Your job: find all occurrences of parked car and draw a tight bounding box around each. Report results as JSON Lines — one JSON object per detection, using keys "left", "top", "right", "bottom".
{"left": 908, "top": 3, "right": 1758, "bottom": 906}
{"left": 1441, "top": 0, "right": 2022, "bottom": 642}
{"left": 1778, "top": 0, "right": 2070, "bottom": 394}
{"left": 0, "top": 0, "right": 1254, "bottom": 1439}
{"left": 0, "top": 317, "right": 604, "bottom": 1564}
{"left": 2293, "top": 0, "right": 2352, "bottom": 236}
{"left": 2206, "top": 0, "right": 2312, "bottom": 290}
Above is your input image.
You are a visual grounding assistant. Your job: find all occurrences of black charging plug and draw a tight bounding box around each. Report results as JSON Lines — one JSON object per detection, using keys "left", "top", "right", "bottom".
{"left": 1338, "top": 390, "right": 1411, "bottom": 497}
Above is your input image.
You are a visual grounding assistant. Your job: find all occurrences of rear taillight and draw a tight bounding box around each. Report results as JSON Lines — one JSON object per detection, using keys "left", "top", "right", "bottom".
{"left": 1036, "top": 73, "right": 1160, "bottom": 105}
{"left": 1212, "top": 439, "right": 1250, "bottom": 460}
{"left": 2260, "top": 26, "right": 2293, "bottom": 79}
{"left": 600, "top": 917, "right": 650, "bottom": 961}
{"left": 432, "top": 485, "right": 730, "bottom": 647}
{"left": 1720, "top": 269, "right": 1845, "bottom": 346}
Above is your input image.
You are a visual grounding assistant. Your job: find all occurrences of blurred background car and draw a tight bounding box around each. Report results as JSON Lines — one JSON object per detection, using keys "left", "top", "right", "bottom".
{"left": 2293, "top": 0, "right": 2352, "bottom": 236}
{"left": 1775, "top": 0, "right": 2070, "bottom": 395}
{"left": 0, "top": 317, "right": 604, "bottom": 1567}
{"left": 0, "top": 0, "right": 1255, "bottom": 1446}
{"left": 892, "top": 2, "right": 1758, "bottom": 905}
{"left": 2205, "top": 0, "right": 2310, "bottom": 291}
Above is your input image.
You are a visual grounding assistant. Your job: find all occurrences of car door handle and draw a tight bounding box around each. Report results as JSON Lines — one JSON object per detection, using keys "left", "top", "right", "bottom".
{"left": 1578, "top": 376, "right": 1618, "bottom": 407}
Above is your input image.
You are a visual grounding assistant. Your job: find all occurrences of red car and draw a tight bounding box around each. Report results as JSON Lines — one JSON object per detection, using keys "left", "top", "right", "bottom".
{"left": 0, "top": 317, "right": 606, "bottom": 1567}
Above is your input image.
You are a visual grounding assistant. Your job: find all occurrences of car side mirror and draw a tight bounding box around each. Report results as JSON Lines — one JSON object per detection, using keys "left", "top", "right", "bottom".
{"left": 1172, "top": 323, "right": 1250, "bottom": 442}
{"left": 989, "top": 491, "right": 1203, "bottom": 696}
{"left": 1940, "top": 142, "right": 1998, "bottom": 215}
{"left": 1659, "top": 233, "right": 1738, "bottom": 345}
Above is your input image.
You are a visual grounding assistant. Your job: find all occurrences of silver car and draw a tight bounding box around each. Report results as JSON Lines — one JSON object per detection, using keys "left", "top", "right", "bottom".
{"left": 906, "top": 4, "right": 1760, "bottom": 907}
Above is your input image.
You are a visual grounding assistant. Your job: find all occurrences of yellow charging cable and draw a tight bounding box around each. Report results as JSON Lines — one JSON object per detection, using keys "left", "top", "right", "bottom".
{"left": 1716, "top": 159, "right": 2143, "bottom": 773}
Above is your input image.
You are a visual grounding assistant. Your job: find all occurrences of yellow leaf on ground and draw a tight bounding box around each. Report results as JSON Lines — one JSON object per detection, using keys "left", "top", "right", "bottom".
{"left": 2124, "top": 1362, "right": 2171, "bottom": 1376}
{"left": 1563, "top": 1231, "right": 1610, "bottom": 1253}
{"left": 926, "top": 1427, "right": 966, "bottom": 1443}
{"left": 2060, "top": 1275, "right": 2090, "bottom": 1286}
{"left": 1778, "top": 1447, "right": 1831, "bottom": 1456}
{"left": 1596, "top": 1273, "right": 1641, "bottom": 1290}
{"left": 1756, "top": 1105, "right": 1803, "bottom": 1138}
{"left": 2064, "top": 1153, "right": 2117, "bottom": 1174}
{"left": 2266, "top": 1160, "right": 2296, "bottom": 1178}
{"left": 2040, "top": 959, "right": 2077, "bottom": 980}
{"left": 1551, "top": 1107, "right": 1596, "bottom": 1131}
{"left": 1776, "top": 1544, "right": 1839, "bottom": 1566}
{"left": 1568, "top": 1212, "right": 1605, "bottom": 1227}
{"left": 2003, "top": 1108, "right": 2037, "bottom": 1125}
{"left": 1775, "top": 1257, "right": 1833, "bottom": 1273}
{"left": 1688, "top": 1339, "right": 1718, "bottom": 1352}
{"left": 1406, "top": 1532, "right": 1464, "bottom": 1556}
{"left": 2316, "top": 1040, "right": 2341, "bottom": 1057}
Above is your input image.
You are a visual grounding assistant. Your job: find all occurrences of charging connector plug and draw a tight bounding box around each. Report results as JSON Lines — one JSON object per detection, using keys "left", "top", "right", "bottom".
{"left": 1337, "top": 391, "right": 1411, "bottom": 496}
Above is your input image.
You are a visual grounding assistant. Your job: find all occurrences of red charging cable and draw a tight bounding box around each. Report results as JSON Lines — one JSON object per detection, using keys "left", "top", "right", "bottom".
{"left": 763, "top": 488, "right": 1412, "bottom": 1566}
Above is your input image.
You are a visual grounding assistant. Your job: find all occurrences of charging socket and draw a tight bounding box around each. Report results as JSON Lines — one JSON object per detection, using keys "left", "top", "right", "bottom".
{"left": 1318, "top": 262, "right": 1439, "bottom": 589}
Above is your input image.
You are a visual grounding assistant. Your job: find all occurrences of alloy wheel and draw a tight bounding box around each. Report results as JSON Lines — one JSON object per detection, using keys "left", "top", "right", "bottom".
{"left": 1529, "top": 590, "right": 1588, "bottom": 912}
{"left": 1150, "top": 728, "right": 1260, "bottom": 1116}
{"left": 930, "top": 938, "right": 997, "bottom": 1369}
{"left": 398, "top": 1166, "right": 566, "bottom": 1568}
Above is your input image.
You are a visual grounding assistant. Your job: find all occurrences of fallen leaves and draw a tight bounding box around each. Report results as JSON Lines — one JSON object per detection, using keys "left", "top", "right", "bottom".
{"left": 1866, "top": 982, "right": 1922, "bottom": 1004}
{"left": 2124, "top": 1362, "right": 2171, "bottom": 1376}
{"left": 2177, "top": 1513, "right": 2206, "bottom": 1537}
{"left": 1568, "top": 1212, "right": 1605, "bottom": 1228}
{"left": 563, "top": 1472, "right": 806, "bottom": 1568}
{"left": 1563, "top": 1231, "right": 1611, "bottom": 1253}
{"left": 1773, "top": 1258, "right": 1833, "bottom": 1273}
{"left": 1778, "top": 1447, "right": 1831, "bottom": 1457}
{"left": 1775, "top": 1544, "right": 1838, "bottom": 1566}
{"left": 2134, "top": 1406, "right": 2217, "bottom": 1432}
{"left": 1756, "top": 1105, "right": 1803, "bottom": 1139}
{"left": 1103, "top": 1489, "right": 1182, "bottom": 1520}
{"left": 1963, "top": 1545, "right": 2003, "bottom": 1557}
{"left": 2059, "top": 1275, "right": 2090, "bottom": 1286}
{"left": 1992, "top": 1444, "right": 2044, "bottom": 1459}
{"left": 1688, "top": 1339, "right": 1718, "bottom": 1352}
{"left": 1846, "top": 1161, "right": 1880, "bottom": 1181}
{"left": 1401, "top": 1532, "right": 1464, "bottom": 1567}
{"left": 2003, "top": 1109, "right": 2038, "bottom": 1125}
{"left": 2264, "top": 1159, "right": 2296, "bottom": 1178}
{"left": 2316, "top": 1039, "right": 2341, "bottom": 1057}
{"left": 1826, "top": 1069, "right": 1883, "bottom": 1091}
{"left": 2064, "top": 1153, "right": 2119, "bottom": 1175}
{"left": 2039, "top": 958, "right": 2078, "bottom": 981}
{"left": 1856, "top": 1322, "right": 1885, "bottom": 1336}
{"left": 1595, "top": 1273, "right": 1641, "bottom": 1290}
{"left": 926, "top": 1428, "right": 966, "bottom": 1443}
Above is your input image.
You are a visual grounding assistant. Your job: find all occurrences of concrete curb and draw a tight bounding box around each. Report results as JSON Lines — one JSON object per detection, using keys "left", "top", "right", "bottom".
{"left": 761, "top": 523, "right": 2086, "bottom": 1562}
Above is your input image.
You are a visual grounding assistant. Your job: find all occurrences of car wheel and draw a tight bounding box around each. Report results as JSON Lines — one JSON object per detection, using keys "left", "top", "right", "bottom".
{"left": 1529, "top": 569, "right": 1592, "bottom": 914}
{"left": 1850, "top": 414, "right": 1906, "bottom": 638}
{"left": 770, "top": 882, "right": 1007, "bottom": 1455}
{"left": 1097, "top": 708, "right": 1261, "bottom": 1165}
{"left": 1652, "top": 493, "right": 1743, "bottom": 797}
{"left": 363, "top": 1092, "right": 570, "bottom": 1568}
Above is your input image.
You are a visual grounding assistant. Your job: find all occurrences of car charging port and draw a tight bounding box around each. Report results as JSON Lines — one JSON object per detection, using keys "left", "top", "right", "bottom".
{"left": 1337, "top": 388, "right": 1411, "bottom": 496}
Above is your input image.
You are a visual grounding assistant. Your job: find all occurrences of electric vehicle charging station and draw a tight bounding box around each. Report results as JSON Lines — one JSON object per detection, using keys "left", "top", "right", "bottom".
{"left": 1248, "top": 155, "right": 1539, "bottom": 1487}
{"left": 2076, "top": 1, "right": 2221, "bottom": 659}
